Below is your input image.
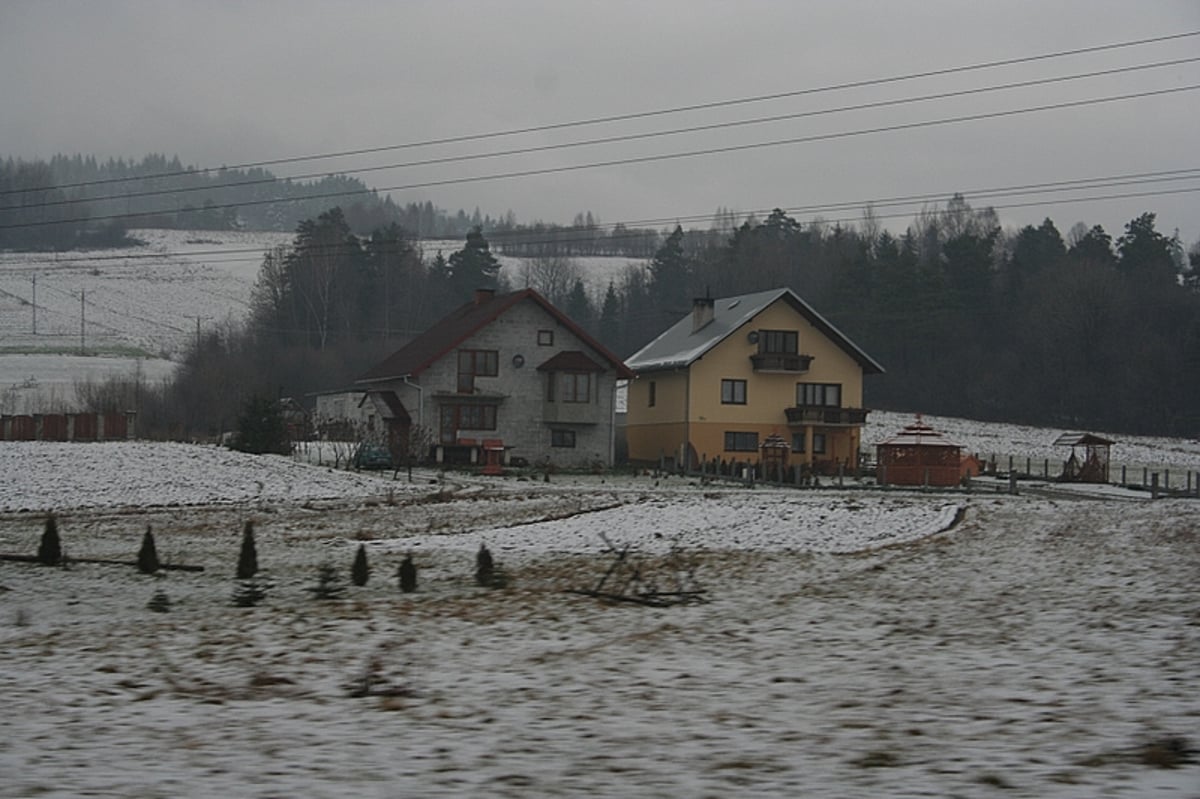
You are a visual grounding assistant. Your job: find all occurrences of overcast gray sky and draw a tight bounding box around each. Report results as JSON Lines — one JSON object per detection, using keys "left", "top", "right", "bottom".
{"left": 3, "top": 1, "right": 1199, "bottom": 243}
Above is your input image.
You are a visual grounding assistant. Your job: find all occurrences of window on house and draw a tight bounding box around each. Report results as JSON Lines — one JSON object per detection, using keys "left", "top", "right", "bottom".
{"left": 759, "top": 330, "right": 798, "bottom": 354}
{"left": 813, "top": 433, "right": 827, "bottom": 454}
{"left": 439, "top": 404, "right": 497, "bottom": 443}
{"left": 551, "top": 429, "right": 576, "bottom": 447}
{"left": 796, "top": 382, "right": 842, "bottom": 407}
{"left": 557, "top": 372, "right": 591, "bottom": 403}
{"left": 792, "top": 433, "right": 806, "bottom": 453}
{"left": 648, "top": 381, "right": 656, "bottom": 407}
{"left": 538, "top": 330, "right": 554, "bottom": 346}
{"left": 724, "top": 431, "right": 758, "bottom": 452}
{"left": 721, "top": 379, "right": 747, "bottom": 405}
{"left": 457, "top": 349, "right": 499, "bottom": 393}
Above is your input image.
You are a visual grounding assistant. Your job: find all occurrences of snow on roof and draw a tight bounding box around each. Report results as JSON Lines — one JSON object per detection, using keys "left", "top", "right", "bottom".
{"left": 1053, "top": 432, "right": 1116, "bottom": 447}
{"left": 625, "top": 287, "right": 883, "bottom": 374}
{"left": 878, "top": 417, "right": 965, "bottom": 449}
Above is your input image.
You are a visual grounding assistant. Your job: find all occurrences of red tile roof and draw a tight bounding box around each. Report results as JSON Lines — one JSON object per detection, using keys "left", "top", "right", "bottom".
{"left": 536, "top": 350, "right": 604, "bottom": 372}
{"left": 357, "top": 288, "right": 633, "bottom": 383}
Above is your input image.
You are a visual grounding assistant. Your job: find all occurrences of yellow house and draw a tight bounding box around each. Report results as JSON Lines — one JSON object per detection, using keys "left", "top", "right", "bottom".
{"left": 624, "top": 288, "right": 883, "bottom": 473}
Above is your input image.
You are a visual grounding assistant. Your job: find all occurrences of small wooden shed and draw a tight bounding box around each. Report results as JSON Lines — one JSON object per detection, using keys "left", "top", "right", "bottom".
{"left": 876, "top": 417, "right": 966, "bottom": 487}
{"left": 1054, "top": 432, "right": 1114, "bottom": 483}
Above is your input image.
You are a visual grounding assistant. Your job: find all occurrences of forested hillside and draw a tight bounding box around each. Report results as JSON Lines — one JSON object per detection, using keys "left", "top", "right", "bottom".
{"left": 148, "top": 198, "right": 1200, "bottom": 440}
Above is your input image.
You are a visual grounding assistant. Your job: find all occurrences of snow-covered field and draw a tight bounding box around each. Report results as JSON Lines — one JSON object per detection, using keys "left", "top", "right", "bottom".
{"left": 0, "top": 440, "right": 1197, "bottom": 797}
{"left": 866, "top": 409, "right": 1200, "bottom": 477}
{"left": 0, "top": 230, "right": 636, "bottom": 412}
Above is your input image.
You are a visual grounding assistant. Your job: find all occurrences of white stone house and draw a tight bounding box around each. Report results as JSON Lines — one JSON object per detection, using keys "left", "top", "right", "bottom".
{"left": 354, "top": 288, "right": 633, "bottom": 468}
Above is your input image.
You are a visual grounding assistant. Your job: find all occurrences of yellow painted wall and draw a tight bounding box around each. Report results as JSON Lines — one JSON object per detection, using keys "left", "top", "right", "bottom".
{"left": 625, "top": 371, "right": 689, "bottom": 463}
{"left": 626, "top": 295, "right": 871, "bottom": 467}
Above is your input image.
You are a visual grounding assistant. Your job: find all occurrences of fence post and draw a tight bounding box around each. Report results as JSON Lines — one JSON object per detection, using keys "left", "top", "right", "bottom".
{"left": 1143, "top": 467, "right": 1148, "bottom": 487}
{"left": 1008, "top": 472, "right": 1018, "bottom": 495}
{"left": 1121, "top": 465, "right": 1126, "bottom": 485}
{"left": 1008, "top": 455, "right": 1014, "bottom": 475}
{"left": 1151, "top": 472, "right": 1159, "bottom": 500}
{"left": 1043, "top": 459, "right": 1049, "bottom": 478}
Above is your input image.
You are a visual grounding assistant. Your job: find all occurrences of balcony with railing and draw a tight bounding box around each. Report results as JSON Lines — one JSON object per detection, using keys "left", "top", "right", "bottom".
{"left": 785, "top": 406, "right": 869, "bottom": 426}
{"left": 750, "top": 353, "right": 814, "bottom": 373}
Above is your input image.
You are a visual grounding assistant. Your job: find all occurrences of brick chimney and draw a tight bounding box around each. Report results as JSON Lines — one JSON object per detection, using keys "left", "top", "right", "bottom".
{"left": 473, "top": 288, "right": 496, "bottom": 306}
{"left": 691, "top": 295, "right": 715, "bottom": 333}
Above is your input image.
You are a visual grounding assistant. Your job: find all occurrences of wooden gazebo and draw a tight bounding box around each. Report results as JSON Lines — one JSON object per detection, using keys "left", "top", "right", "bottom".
{"left": 876, "top": 417, "right": 966, "bottom": 487}
{"left": 1054, "top": 432, "right": 1114, "bottom": 483}
{"left": 760, "top": 433, "right": 790, "bottom": 482}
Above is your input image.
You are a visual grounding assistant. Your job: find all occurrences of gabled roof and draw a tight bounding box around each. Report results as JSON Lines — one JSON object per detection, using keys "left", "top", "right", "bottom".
{"left": 537, "top": 350, "right": 604, "bottom": 372}
{"left": 879, "top": 417, "right": 963, "bottom": 449}
{"left": 357, "top": 288, "right": 634, "bottom": 383}
{"left": 1053, "top": 432, "right": 1115, "bottom": 447}
{"left": 625, "top": 287, "right": 884, "bottom": 374}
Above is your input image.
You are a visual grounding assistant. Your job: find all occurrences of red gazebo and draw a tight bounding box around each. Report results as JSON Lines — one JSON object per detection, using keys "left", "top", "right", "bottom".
{"left": 876, "top": 417, "right": 966, "bottom": 487}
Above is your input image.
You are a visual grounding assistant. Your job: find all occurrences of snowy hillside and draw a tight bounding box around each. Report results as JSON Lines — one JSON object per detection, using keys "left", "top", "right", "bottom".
{"left": 0, "top": 228, "right": 291, "bottom": 358}
{"left": 0, "top": 438, "right": 1196, "bottom": 797}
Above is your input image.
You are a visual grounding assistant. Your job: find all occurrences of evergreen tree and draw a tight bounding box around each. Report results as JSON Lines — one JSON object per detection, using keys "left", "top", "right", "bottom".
{"left": 351, "top": 543, "right": 369, "bottom": 587}
{"left": 1068, "top": 225, "right": 1117, "bottom": 270}
{"left": 446, "top": 226, "right": 501, "bottom": 302}
{"left": 475, "top": 543, "right": 494, "bottom": 586}
{"left": 398, "top": 553, "right": 417, "bottom": 593}
{"left": 565, "top": 278, "right": 593, "bottom": 330}
{"left": 231, "top": 394, "right": 291, "bottom": 455}
{"left": 1117, "top": 212, "right": 1179, "bottom": 285}
{"left": 137, "top": 526, "right": 160, "bottom": 574}
{"left": 38, "top": 513, "right": 62, "bottom": 566}
{"left": 648, "top": 225, "right": 691, "bottom": 315}
{"left": 599, "top": 281, "right": 621, "bottom": 350}
{"left": 237, "top": 520, "right": 259, "bottom": 579}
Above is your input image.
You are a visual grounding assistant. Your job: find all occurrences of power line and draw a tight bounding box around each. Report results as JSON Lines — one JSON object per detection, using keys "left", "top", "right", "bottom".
{"left": 9, "top": 55, "right": 1199, "bottom": 214}
{"left": 4, "top": 29, "right": 1198, "bottom": 198}
{"left": 4, "top": 83, "right": 1197, "bottom": 233}
{"left": 6, "top": 169, "right": 1198, "bottom": 268}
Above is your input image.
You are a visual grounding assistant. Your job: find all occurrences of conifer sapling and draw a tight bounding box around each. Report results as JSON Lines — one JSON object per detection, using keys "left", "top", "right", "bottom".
{"left": 237, "top": 520, "right": 258, "bottom": 579}
{"left": 351, "top": 543, "right": 369, "bottom": 587}
{"left": 138, "top": 526, "right": 160, "bottom": 574}
{"left": 38, "top": 513, "right": 62, "bottom": 566}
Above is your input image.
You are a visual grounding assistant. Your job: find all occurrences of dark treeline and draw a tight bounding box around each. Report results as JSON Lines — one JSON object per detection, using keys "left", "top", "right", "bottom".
{"left": 143, "top": 196, "right": 1200, "bottom": 441}
{"left": 592, "top": 199, "right": 1199, "bottom": 437}
{"left": 47, "top": 169, "right": 1199, "bottom": 439}
{"left": 129, "top": 209, "right": 510, "bottom": 438}
{"left": 6, "top": 154, "right": 680, "bottom": 258}
{"left": 1, "top": 155, "right": 522, "bottom": 248}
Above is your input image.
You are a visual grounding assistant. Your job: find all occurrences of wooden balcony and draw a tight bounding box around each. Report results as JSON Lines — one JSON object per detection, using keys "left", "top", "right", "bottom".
{"left": 785, "top": 406, "right": 869, "bottom": 426}
{"left": 750, "top": 353, "right": 814, "bottom": 373}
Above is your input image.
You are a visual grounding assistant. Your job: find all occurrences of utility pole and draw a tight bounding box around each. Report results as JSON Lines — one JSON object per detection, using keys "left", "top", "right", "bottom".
{"left": 80, "top": 289, "right": 86, "bottom": 355}
{"left": 191, "top": 315, "right": 210, "bottom": 351}
{"left": 31, "top": 275, "right": 36, "bottom": 335}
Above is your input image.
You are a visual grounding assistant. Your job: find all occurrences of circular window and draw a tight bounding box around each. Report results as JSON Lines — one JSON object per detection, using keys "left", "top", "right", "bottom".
{"left": 512, "top": 354, "right": 525, "bottom": 368}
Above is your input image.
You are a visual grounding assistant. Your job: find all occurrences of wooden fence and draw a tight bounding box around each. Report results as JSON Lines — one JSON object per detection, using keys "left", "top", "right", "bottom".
{"left": 0, "top": 412, "right": 135, "bottom": 442}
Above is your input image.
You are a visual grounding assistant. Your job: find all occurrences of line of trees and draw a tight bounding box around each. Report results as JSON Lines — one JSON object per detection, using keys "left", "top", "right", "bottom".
{"left": 584, "top": 200, "right": 1199, "bottom": 436}
{"left": 54, "top": 185, "right": 1199, "bottom": 440}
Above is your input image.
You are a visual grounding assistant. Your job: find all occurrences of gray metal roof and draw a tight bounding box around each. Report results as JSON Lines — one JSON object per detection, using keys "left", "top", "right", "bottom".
{"left": 625, "top": 287, "right": 884, "bottom": 374}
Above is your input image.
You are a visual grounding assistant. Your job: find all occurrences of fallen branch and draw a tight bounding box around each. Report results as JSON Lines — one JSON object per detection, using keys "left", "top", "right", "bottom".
{"left": 0, "top": 553, "right": 204, "bottom": 572}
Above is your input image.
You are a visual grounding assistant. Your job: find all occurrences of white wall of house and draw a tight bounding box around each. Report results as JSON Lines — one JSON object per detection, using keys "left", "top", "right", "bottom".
{"left": 372, "top": 298, "right": 620, "bottom": 467}
{"left": 312, "top": 391, "right": 375, "bottom": 439}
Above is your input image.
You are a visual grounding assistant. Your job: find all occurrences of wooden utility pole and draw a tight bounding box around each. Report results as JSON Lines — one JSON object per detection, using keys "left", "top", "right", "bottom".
{"left": 79, "top": 289, "right": 85, "bottom": 354}
{"left": 31, "top": 275, "right": 36, "bottom": 335}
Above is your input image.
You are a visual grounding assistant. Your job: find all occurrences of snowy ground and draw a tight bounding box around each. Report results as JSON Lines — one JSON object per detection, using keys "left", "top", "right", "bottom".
{"left": 0, "top": 230, "right": 636, "bottom": 413}
{"left": 0, "top": 441, "right": 1197, "bottom": 797}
